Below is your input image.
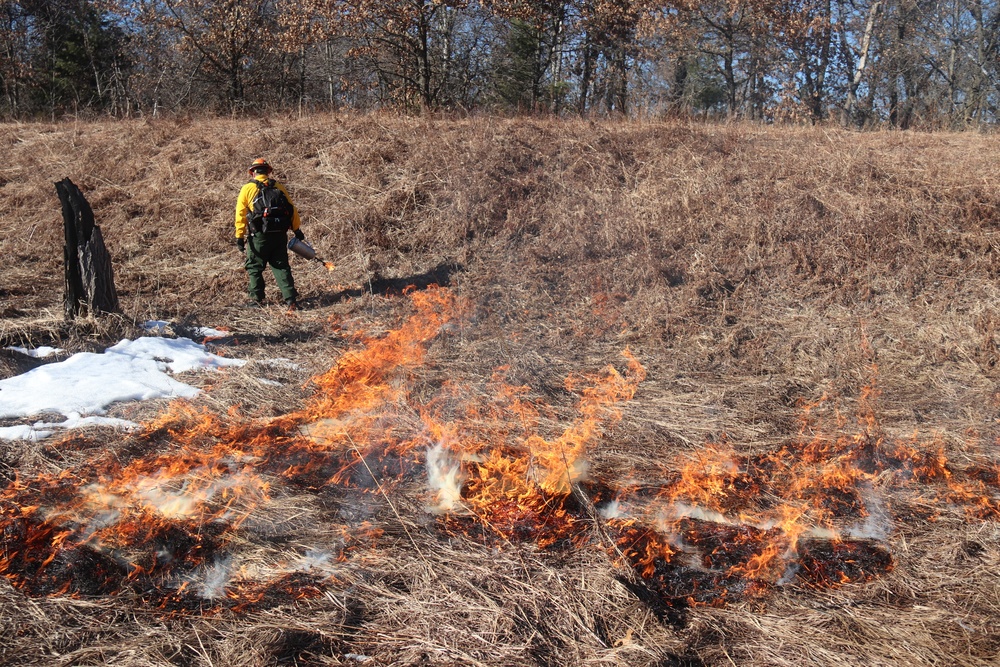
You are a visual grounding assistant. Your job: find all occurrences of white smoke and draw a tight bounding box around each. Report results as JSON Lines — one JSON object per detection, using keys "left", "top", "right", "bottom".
{"left": 292, "top": 548, "right": 343, "bottom": 576}
{"left": 661, "top": 501, "right": 732, "bottom": 526}
{"left": 132, "top": 463, "right": 264, "bottom": 520}
{"left": 598, "top": 500, "right": 623, "bottom": 520}
{"left": 845, "top": 483, "right": 893, "bottom": 541}
{"left": 425, "top": 443, "right": 465, "bottom": 513}
{"left": 193, "top": 556, "right": 233, "bottom": 599}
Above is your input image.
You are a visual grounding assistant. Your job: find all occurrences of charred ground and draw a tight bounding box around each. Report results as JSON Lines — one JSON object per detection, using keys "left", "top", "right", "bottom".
{"left": 1, "top": 115, "right": 999, "bottom": 666}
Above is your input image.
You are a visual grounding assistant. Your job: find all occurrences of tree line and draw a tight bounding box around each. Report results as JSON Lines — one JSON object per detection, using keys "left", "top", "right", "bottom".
{"left": 2, "top": 0, "right": 999, "bottom": 127}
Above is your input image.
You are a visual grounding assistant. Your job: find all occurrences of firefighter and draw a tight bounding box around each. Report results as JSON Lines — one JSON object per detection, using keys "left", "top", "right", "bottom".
{"left": 234, "top": 158, "right": 305, "bottom": 311}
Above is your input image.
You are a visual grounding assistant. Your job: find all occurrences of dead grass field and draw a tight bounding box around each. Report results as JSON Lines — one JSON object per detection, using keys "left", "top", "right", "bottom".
{"left": 1, "top": 114, "right": 999, "bottom": 666}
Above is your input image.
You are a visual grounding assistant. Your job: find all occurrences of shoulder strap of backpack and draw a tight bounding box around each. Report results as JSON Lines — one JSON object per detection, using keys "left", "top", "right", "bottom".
{"left": 248, "top": 178, "right": 275, "bottom": 190}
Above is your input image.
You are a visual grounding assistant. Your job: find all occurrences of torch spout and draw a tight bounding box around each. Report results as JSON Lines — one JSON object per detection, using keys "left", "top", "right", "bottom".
{"left": 287, "top": 238, "right": 335, "bottom": 271}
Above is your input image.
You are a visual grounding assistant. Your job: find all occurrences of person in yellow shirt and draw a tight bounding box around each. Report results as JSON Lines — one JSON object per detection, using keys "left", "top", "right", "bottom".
{"left": 234, "top": 158, "right": 305, "bottom": 311}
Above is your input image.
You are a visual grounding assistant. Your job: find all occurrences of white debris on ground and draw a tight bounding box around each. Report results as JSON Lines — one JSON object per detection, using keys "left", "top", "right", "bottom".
{"left": 142, "top": 320, "right": 171, "bottom": 334}
{"left": 143, "top": 320, "right": 231, "bottom": 340}
{"left": 0, "top": 337, "right": 246, "bottom": 440}
{"left": 194, "top": 326, "right": 230, "bottom": 339}
{"left": 258, "top": 358, "right": 302, "bottom": 370}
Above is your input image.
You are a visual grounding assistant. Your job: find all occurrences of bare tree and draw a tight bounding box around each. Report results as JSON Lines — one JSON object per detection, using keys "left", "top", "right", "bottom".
{"left": 840, "top": 0, "right": 883, "bottom": 125}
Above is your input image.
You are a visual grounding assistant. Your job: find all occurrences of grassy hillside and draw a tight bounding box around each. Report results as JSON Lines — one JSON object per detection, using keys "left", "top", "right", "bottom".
{"left": 1, "top": 115, "right": 999, "bottom": 666}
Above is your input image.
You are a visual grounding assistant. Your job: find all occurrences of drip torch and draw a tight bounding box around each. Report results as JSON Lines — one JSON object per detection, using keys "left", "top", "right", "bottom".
{"left": 287, "top": 237, "right": 335, "bottom": 271}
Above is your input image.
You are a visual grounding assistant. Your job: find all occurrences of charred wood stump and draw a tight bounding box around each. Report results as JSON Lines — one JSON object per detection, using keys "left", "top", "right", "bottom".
{"left": 56, "top": 178, "right": 120, "bottom": 319}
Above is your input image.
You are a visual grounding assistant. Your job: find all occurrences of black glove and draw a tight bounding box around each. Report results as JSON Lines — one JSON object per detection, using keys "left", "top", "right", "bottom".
{"left": 236, "top": 237, "right": 246, "bottom": 252}
{"left": 293, "top": 229, "right": 305, "bottom": 241}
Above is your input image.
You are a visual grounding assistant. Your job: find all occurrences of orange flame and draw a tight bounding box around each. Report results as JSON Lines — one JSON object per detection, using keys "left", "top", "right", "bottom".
{"left": 1, "top": 291, "right": 997, "bottom": 612}
{"left": 529, "top": 349, "right": 646, "bottom": 495}
{"left": 0, "top": 287, "right": 464, "bottom": 604}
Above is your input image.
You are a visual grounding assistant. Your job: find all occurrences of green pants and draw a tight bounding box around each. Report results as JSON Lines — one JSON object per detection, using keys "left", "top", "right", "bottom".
{"left": 244, "top": 232, "right": 297, "bottom": 304}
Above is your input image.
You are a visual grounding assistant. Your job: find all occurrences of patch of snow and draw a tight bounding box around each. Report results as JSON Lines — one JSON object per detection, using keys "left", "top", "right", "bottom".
{"left": 0, "top": 413, "right": 139, "bottom": 441}
{"left": 4, "top": 345, "right": 63, "bottom": 358}
{"left": 0, "top": 337, "right": 246, "bottom": 422}
{"left": 107, "top": 337, "right": 245, "bottom": 373}
{"left": 0, "top": 424, "right": 53, "bottom": 441}
{"left": 38, "top": 413, "right": 139, "bottom": 431}
{"left": 0, "top": 352, "right": 197, "bottom": 419}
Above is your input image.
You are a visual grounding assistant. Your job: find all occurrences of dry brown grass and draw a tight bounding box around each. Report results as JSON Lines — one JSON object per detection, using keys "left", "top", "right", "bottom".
{"left": 1, "top": 114, "right": 1000, "bottom": 666}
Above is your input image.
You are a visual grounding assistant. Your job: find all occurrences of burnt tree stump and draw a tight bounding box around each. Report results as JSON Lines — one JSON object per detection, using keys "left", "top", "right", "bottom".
{"left": 56, "top": 178, "right": 120, "bottom": 319}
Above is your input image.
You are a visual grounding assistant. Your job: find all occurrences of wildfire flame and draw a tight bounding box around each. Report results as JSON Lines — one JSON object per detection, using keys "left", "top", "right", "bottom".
{"left": 1, "top": 286, "right": 998, "bottom": 614}
{"left": 0, "top": 287, "right": 462, "bottom": 608}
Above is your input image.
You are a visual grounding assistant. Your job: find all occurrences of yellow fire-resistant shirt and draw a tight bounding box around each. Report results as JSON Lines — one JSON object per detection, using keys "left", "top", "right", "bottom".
{"left": 234, "top": 173, "right": 301, "bottom": 239}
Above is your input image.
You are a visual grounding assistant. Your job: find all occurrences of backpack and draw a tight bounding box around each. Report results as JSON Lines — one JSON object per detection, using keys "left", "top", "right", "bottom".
{"left": 247, "top": 179, "right": 293, "bottom": 234}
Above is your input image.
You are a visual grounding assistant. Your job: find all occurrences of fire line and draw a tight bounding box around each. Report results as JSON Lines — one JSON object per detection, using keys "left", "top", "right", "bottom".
{"left": 1, "top": 287, "right": 998, "bottom": 614}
